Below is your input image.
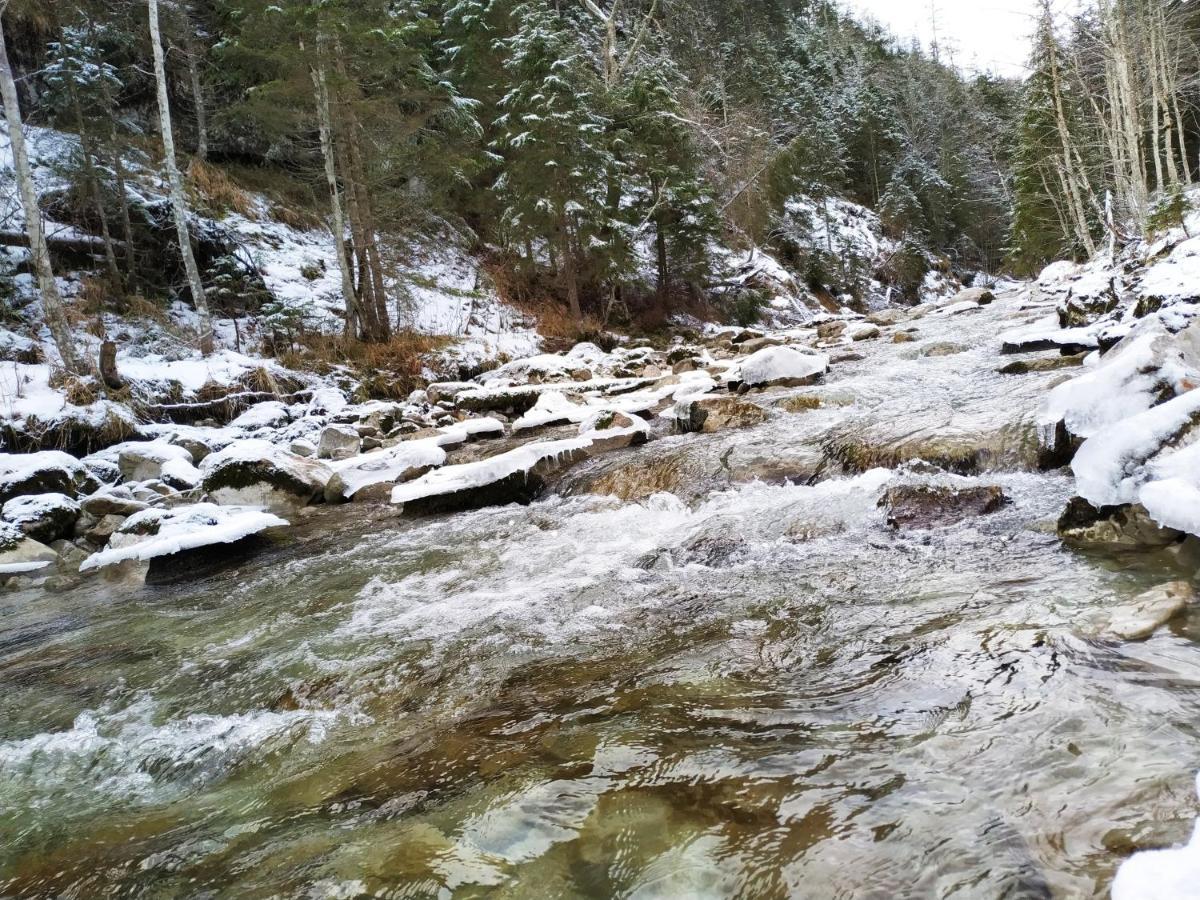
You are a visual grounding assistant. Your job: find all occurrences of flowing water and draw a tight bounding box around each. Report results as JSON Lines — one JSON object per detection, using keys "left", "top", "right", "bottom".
{"left": 3, "top": 291, "right": 1199, "bottom": 899}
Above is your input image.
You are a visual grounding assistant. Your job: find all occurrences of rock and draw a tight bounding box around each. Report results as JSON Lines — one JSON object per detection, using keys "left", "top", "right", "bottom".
{"left": 817, "top": 321, "right": 847, "bottom": 341}
{"left": 868, "top": 309, "right": 907, "bottom": 327}
{"left": 672, "top": 358, "right": 699, "bottom": 374}
{"left": 998, "top": 354, "right": 1087, "bottom": 375}
{"left": 86, "top": 514, "right": 127, "bottom": 545}
{"left": 737, "top": 336, "right": 784, "bottom": 355}
{"left": 733, "top": 346, "right": 829, "bottom": 391}
{"left": 49, "top": 539, "right": 89, "bottom": 572}
{"left": 776, "top": 394, "right": 822, "bottom": 413}
{"left": 426, "top": 382, "right": 475, "bottom": 404}
{"left": 0, "top": 451, "right": 96, "bottom": 505}
{"left": 879, "top": 484, "right": 1008, "bottom": 529}
{"left": 893, "top": 332, "right": 917, "bottom": 344}
{"left": 1058, "top": 498, "right": 1183, "bottom": 550}
{"left": 317, "top": 425, "right": 362, "bottom": 461}
{"left": 951, "top": 287, "right": 996, "bottom": 306}
{"left": 407, "top": 389, "right": 430, "bottom": 406}
{"left": 362, "top": 436, "right": 383, "bottom": 452}
{"left": 201, "top": 440, "right": 333, "bottom": 513}
{"left": 1105, "top": 582, "right": 1194, "bottom": 641}
{"left": 848, "top": 323, "right": 881, "bottom": 342}
{"left": 393, "top": 439, "right": 592, "bottom": 515}
{"left": 80, "top": 490, "right": 149, "bottom": 519}
{"left": 290, "top": 439, "right": 317, "bottom": 458}
{"left": 920, "top": 342, "right": 968, "bottom": 357}
{"left": 676, "top": 397, "right": 768, "bottom": 434}
{"left": 118, "top": 442, "right": 199, "bottom": 484}
{"left": 0, "top": 524, "right": 58, "bottom": 576}
{"left": 231, "top": 401, "right": 290, "bottom": 430}
{"left": 1, "top": 493, "right": 80, "bottom": 544}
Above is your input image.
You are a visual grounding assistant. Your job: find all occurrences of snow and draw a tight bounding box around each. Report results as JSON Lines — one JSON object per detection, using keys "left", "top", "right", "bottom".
{"left": 231, "top": 401, "right": 290, "bottom": 429}
{"left": 1139, "top": 442, "right": 1200, "bottom": 535}
{"left": 392, "top": 438, "right": 594, "bottom": 506}
{"left": 0, "top": 451, "right": 85, "bottom": 493}
{"left": 513, "top": 392, "right": 586, "bottom": 431}
{"left": 730, "top": 346, "right": 829, "bottom": 388}
{"left": 79, "top": 504, "right": 288, "bottom": 571}
{"left": 1112, "top": 773, "right": 1200, "bottom": 900}
{"left": 329, "top": 440, "right": 448, "bottom": 499}
{"left": 1070, "top": 389, "right": 1200, "bottom": 508}
{"left": 2, "top": 492, "right": 78, "bottom": 525}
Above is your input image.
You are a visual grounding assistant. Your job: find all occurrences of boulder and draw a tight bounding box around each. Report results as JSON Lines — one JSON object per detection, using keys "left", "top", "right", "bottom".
{"left": 1105, "top": 581, "right": 1194, "bottom": 641}
{"left": 1, "top": 493, "right": 80, "bottom": 544}
{"left": 317, "top": 425, "right": 362, "bottom": 461}
{"left": 868, "top": 309, "right": 907, "bottom": 327}
{"left": 0, "top": 523, "right": 58, "bottom": 576}
{"left": 230, "top": 401, "right": 290, "bottom": 430}
{"left": 879, "top": 484, "right": 1008, "bottom": 529}
{"left": 817, "top": 321, "right": 847, "bottom": 341}
{"left": 732, "top": 346, "right": 829, "bottom": 391}
{"left": 847, "top": 323, "right": 881, "bottom": 342}
{"left": 893, "top": 332, "right": 917, "bottom": 344}
{"left": 1057, "top": 497, "right": 1183, "bottom": 550}
{"left": 998, "top": 354, "right": 1087, "bottom": 375}
{"left": 118, "top": 441, "right": 200, "bottom": 484}
{"left": 951, "top": 286, "right": 996, "bottom": 306}
{"left": 0, "top": 451, "right": 96, "bottom": 505}
{"left": 201, "top": 440, "right": 332, "bottom": 513}
{"left": 80, "top": 489, "right": 149, "bottom": 519}
{"left": 325, "top": 440, "right": 448, "bottom": 503}
{"left": 676, "top": 397, "right": 768, "bottom": 434}
{"left": 737, "top": 336, "right": 785, "bottom": 355}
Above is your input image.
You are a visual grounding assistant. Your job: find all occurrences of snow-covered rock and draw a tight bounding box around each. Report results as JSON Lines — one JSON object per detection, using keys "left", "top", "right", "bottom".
{"left": 1, "top": 493, "right": 79, "bottom": 544}
{"left": 79, "top": 504, "right": 288, "bottom": 573}
{"left": 392, "top": 438, "right": 594, "bottom": 514}
{"left": 117, "top": 442, "right": 200, "bottom": 486}
{"left": 0, "top": 523, "right": 58, "bottom": 576}
{"left": 512, "top": 392, "right": 588, "bottom": 432}
{"left": 200, "top": 440, "right": 332, "bottom": 513}
{"left": 1112, "top": 773, "right": 1200, "bottom": 900}
{"left": 317, "top": 425, "right": 361, "bottom": 461}
{"left": 231, "top": 401, "right": 290, "bottom": 430}
{"left": 0, "top": 451, "right": 94, "bottom": 505}
{"left": 729, "top": 346, "right": 830, "bottom": 390}
{"left": 325, "top": 440, "right": 448, "bottom": 503}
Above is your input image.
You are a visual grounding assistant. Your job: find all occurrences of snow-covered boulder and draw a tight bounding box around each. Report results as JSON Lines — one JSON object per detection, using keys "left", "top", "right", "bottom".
{"left": 0, "top": 523, "right": 58, "bottom": 576}
{"left": 317, "top": 425, "right": 361, "bottom": 461}
{"left": 730, "top": 346, "right": 830, "bottom": 391}
{"left": 1, "top": 493, "right": 80, "bottom": 544}
{"left": 325, "top": 440, "right": 448, "bottom": 503}
{"left": 1000, "top": 317, "right": 1101, "bottom": 355}
{"left": 478, "top": 353, "right": 593, "bottom": 387}
{"left": 201, "top": 440, "right": 332, "bottom": 513}
{"left": 231, "top": 401, "right": 290, "bottom": 430}
{"left": 0, "top": 452, "right": 95, "bottom": 505}
{"left": 392, "top": 438, "right": 593, "bottom": 514}
{"left": 79, "top": 504, "right": 288, "bottom": 578}
{"left": 118, "top": 441, "right": 201, "bottom": 487}
{"left": 307, "top": 388, "right": 348, "bottom": 417}
{"left": 513, "top": 392, "right": 588, "bottom": 432}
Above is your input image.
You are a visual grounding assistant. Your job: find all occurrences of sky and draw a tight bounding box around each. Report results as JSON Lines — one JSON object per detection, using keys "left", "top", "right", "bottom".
{"left": 839, "top": 0, "right": 1055, "bottom": 79}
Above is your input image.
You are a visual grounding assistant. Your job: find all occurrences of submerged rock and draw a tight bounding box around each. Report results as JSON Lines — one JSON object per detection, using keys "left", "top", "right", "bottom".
{"left": 1105, "top": 581, "right": 1194, "bottom": 641}
{"left": 879, "top": 484, "right": 1008, "bottom": 529}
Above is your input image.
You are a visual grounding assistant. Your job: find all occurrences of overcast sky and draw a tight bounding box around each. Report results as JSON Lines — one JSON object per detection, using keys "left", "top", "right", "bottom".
{"left": 839, "top": 0, "right": 1056, "bottom": 78}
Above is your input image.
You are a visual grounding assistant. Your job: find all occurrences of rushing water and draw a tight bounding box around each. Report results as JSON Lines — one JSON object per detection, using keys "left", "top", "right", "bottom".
{"left": 2, "top": 292, "right": 1199, "bottom": 898}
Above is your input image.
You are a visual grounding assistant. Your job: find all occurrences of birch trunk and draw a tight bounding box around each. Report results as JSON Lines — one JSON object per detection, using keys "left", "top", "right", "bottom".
{"left": 149, "top": 0, "right": 214, "bottom": 355}
{"left": 0, "top": 10, "right": 81, "bottom": 373}
{"left": 309, "top": 40, "right": 362, "bottom": 341}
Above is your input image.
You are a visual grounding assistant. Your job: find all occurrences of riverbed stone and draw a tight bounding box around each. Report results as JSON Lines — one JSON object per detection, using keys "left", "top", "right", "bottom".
{"left": 676, "top": 397, "right": 768, "bottom": 434}
{"left": 879, "top": 484, "right": 1008, "bottom": 529}
{"left": 318, "top": 425, "right": 362, "bottom": 461}
{"left": 1106, "top": 581, "right": 1195, "bottom": 641}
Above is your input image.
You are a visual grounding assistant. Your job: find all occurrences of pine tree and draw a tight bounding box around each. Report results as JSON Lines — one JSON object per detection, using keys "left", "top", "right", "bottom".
{"left": 491, "top": 0, "right": 623, "bottom": 319}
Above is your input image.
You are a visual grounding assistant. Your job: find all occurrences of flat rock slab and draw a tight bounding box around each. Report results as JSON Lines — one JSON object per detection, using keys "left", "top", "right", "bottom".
{"left": 1106, "top": 581, "right": 1195, "bottom": 641}
{"left": 880, "top": 484, "right": 1008, "bottom": 529}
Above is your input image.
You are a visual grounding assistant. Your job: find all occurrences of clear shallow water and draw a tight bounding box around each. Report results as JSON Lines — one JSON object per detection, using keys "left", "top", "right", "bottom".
{"left": 2, "top": 293, "right": 1200, "bottom": 898}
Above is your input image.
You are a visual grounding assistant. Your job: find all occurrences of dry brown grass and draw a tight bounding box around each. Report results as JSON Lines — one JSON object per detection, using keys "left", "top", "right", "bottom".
{"left": 278, "top": 331, "right": 449, "bottom": 400}
{"left": 187, "top": 159, "right": 255, "bottom": 219}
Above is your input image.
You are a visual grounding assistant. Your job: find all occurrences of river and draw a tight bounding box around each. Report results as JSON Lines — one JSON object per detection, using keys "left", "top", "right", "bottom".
{"left": 2, "top": 287, "right": 1198, "bottom": 898}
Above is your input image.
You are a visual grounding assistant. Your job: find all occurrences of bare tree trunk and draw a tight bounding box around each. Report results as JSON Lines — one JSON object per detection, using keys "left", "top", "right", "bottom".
{"left": 309, "top": 39, "right": 362, "bottom": 342}
{"left": 149, "top": 0, "right": 213, "bottom": 355}
{"left": 0, "top": 9, "right": 80, "bottom": 373}
{"left": 186, "top": 33, "right": 208, "bottom": 161}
